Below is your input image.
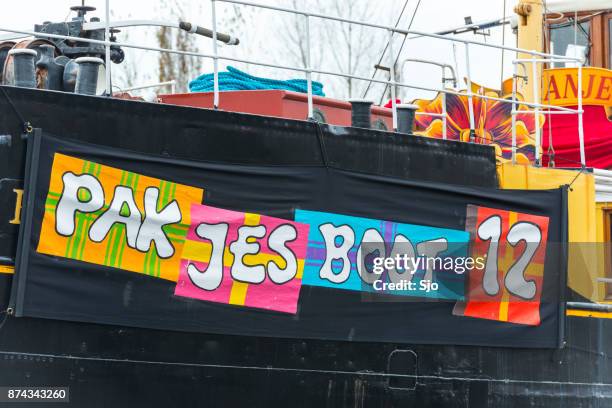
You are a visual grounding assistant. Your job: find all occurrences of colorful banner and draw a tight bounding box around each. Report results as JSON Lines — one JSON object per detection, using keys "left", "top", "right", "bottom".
{"left": 32, "top": 154, "right": 553, "bottom": 321}
{"left": 175, "top": 204, "right": 310, "bottom": 313}
{"left": 15, "top": 132, "right": 566, "bottom": 347}
{"left": 295, "top": 209, "right": 469, "bottom": 300}
{"left": 37, "top": 153, "right": 204, "bottom": 282}
{"left": 454, "top": 205, "right": 549, "bottom": 326}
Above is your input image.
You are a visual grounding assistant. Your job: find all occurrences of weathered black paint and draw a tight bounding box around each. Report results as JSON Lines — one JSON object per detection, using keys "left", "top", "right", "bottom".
{"left": 0, "top": 86, "right": 497, "bottom": 266}
{"left": 0, "top": 86, "right": 607, "bottom": 407}
{"left": 0, "top": 315, "right": 611, "bottom": 407}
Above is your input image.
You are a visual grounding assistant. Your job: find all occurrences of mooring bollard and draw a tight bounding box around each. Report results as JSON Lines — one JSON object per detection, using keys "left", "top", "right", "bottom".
{"left": 348, "top": 99, "right": 374, "bottom": 129}
{"left": 36, "top": 44, "right": 64, "bottom": 91}
{"left": 396, "top": 104, "right": 419, "bottom": 134}
{"left": 8, "top": 48, "right": 38, "bottom": 88}
{"left": 74, "top": 57, "right": 104, "bottom": 96}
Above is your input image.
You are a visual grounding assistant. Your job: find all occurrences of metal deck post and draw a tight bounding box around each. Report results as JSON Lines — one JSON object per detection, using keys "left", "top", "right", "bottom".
{"left": 511, "top": 62, "right": 517, "bottom": 164}
{"left": 577, "top": 64, "right": 585, "bottom": 166}
{"left": 388, "top": 29, "right": 397, "bottom": 131}
{"left": 441, "top": 91, "right": 447, "bottom": 140}
{"left": 211, "top": 0, "right": 220, "bottom": 109}
{"left": 105, "top": 0, "right": 111, "bottom": 96}
{"left": 531, "top": 56, "right": 541, "bottom": 166}
{"left": 305, "top": 14, "right": 313, "bottom": 120}
{"left": 464, "top": 43, "right": 476, "bottom": 142}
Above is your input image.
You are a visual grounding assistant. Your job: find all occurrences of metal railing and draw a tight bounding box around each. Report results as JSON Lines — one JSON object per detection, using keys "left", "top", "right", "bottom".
{"left": 511, "top": 57, "right": 584, "bottom": 166}
{"left": 212, "top": 0, "right": 584, "bottom": 165}
{"left": 400, "top": 59, "right": 456, "bottom": 140}
{"left": 0, "top": 0, "right": 586, "bottom": 166}
{"left": 116, "top": 80, "right": 177, "bottom": 94}
{"left": 104, "top": 0, "right": 111, "bottom": 97}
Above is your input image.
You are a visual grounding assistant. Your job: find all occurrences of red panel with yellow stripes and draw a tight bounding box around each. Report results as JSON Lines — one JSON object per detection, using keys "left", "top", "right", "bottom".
{"left": 455, "top": 205, "right": 549, "bottom": 326}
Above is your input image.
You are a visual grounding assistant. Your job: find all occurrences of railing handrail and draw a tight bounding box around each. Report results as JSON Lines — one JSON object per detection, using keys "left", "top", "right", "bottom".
{"left": 216, "top": 0, "right": 583, "bottom": 62}
{"left": 400, "top": 58, "right": 457, "bottom": 87}
{"left": 0, "top": 25, "right": 580, "bottom": 113}
{"left": 213, "top": 0, "right": 585, "bottom": 165}
{"left": 118, "top": 80, "right": 177, "bottom": 93}
{"left": 399, "top": 58, "right": 453, "bottom": 139}
{"left": 0, "top": 0, "right": 586, "bottom": 166}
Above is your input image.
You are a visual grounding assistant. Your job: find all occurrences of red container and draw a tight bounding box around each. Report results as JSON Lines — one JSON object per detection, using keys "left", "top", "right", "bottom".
{"left": 158, "top": 90, "right": 394, "bottom": 130}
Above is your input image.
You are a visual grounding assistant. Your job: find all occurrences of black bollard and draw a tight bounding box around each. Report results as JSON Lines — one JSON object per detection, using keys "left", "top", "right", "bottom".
{"left": 62, "top": 58, "right": 78, "bottom": 92}
{"left": 348, "top": 99, "right": 373, "bottom": 129}
{"left": 8, "top": 48, "right": 37, "bottom": 88}
{"left": 396, "top": 104, "right": 419, "bottom": 134}
{"left": 74, "top": 57, "right": 104, "bottom": 96}
{"left": 36, "top": 45, "right": 63, "bottom": 91}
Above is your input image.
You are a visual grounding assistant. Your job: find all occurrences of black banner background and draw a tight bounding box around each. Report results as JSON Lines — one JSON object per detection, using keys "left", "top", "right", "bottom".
{"left": 11, "top": 131, "right": 567, "bottom": 348}
{"left": 0, "top": 86, "right": 499, "bottom": 317}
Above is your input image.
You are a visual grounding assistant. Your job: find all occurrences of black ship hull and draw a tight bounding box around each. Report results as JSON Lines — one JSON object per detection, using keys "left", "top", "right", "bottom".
{"left": 0, "top": 86, "right": 607, "bottom": 407}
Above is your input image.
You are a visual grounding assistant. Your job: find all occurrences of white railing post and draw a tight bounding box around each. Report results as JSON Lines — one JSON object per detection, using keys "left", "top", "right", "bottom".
{"left": 0, "top": 0, "right": 588, "bottom": 140}
{"left": 388, "top": 29, "right": 397, "bottom": 131}
{"left": 105, "top": 0, "right": 111, "bottom": 96}
{"left": 441, "top": 68, "right": 447, "bottom": 140}
{"left": 464, "top": 43, "right": 476, "bottom": 142}
{"left": 577, "top": 63, "right": 585, "bottom": 166}
{"left": 305, "top": 14, "right": 313, "bottom": 120}
{"left": 211, "top": 0, "right": 220, "bottom": 109}
{"left": 441, "top": 91, "right": 447, "bottom": 140}
{"left": 511, "top": 61, "right": 518, "bottom": 164}
{"left": 531, "top": 56, "right": 541, "bottom": 166}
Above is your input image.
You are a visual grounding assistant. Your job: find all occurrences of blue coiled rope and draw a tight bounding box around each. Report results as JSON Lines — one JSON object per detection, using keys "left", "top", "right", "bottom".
{"left": 189, "top": 66, "right": 325, "bottom": 96}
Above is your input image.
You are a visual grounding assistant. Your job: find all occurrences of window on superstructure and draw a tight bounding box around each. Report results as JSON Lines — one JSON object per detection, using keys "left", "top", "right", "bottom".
{"left": 549, "top": 20, "right": 591, "bottom": 68}
{"left": 607, "top": 13, "right": 612, "bottom": 69}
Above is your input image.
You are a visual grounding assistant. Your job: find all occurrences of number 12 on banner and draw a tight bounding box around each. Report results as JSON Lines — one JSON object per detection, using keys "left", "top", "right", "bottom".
{"left": 454, "top": 205, "right": 549, "bottom": 326}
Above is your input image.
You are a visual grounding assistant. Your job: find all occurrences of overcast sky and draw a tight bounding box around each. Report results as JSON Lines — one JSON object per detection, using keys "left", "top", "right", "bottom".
{"left": 0, "top": 0, "right": 520, "bottom": 101}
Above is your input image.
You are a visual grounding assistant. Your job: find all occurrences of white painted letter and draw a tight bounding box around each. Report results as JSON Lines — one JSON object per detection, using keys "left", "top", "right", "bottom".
{"left": 318, "top": 223, "right": 355, "bottom": 284}
{"left": 357, "top": 228, "right": 385, "bottom": 285}
{"left": 89, "top": 186, "right": 141, "bottom": 247}
{"left": 188, "top": 222, "right": 229, "bottom": 291}
{"left": 387, "top": 234, "right": 415, "bottom": 283}
{"left": 229, "top": 225, "right": 266, "bottom": 284}
{"left": 416, "top": 238, "right": 448, "bottom": 282}
{"left": 267, "top": 224, "right": 298, "bottom": 284}
{"left": 56, "top": 172, "right": 104, "bottom": 236}
{"left": 477, "top": 216, "right": 502, "bottom": 296}
{"left": 136, "top": 187, "right": 181, "bottom": 258}
{"left": 505, "top": 222, "right": 541, "bottom": 299}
